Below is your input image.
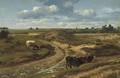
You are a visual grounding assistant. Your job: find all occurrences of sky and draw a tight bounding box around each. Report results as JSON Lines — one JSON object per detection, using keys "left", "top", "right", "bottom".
{"left": 0, "top": 0, "right": 120, "bottom": 29}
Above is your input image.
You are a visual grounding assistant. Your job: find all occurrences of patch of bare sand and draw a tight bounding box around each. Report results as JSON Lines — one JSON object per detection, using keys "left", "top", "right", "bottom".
{"left": 52, "top": 41, "right": 96, "bottom": 57}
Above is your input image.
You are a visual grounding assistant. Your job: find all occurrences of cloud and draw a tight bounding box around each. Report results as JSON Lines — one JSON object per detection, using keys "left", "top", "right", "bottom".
{"left": 104, "top": 7, "right": 120, "bottom": 17}
{"left": 17, "top": 1, "right": 120, "bottom": 28}
{"left": 49, "top": 5, "right": 58, "bottom": 12}
{"left": 74, "top": 9, "right": 96, "bottom": 17}
{"left": 18, "top": 0, "right": 81, "bottom": 19}
{"left": 18, "top": 7, "right": 97, "bottom": 28}
{"left": 36, "top": 0, "right": 80, "bottom": 6}
{"left": 103, "top": 7, "right": 114, "bottom": 13}
{"left": 95, "top": 7, "right": 120, "bottom": 21}
{"left": 18, "top": 5, "right": 58, "bottom": 19}
{"left": 36, "top": 0, "right": 81, "bottom": 15}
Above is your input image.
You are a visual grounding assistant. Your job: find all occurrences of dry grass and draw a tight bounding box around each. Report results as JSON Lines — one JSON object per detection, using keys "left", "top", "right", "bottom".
{"left": 0, "top": 31, "right": 120, "bottom": 78}
{"left": 55, "top": 55, "right": 120, "bottom": 78}
{"left": 0, "top": 34, "right": 53, "bottom": 67}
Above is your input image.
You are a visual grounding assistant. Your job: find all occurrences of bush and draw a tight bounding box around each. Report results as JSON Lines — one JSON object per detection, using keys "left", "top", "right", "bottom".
{"left": 0, "top": 30, "right": 9, "bottom": 38}
{"left": 16, "top": 41, "right": 21, "bottom": 45}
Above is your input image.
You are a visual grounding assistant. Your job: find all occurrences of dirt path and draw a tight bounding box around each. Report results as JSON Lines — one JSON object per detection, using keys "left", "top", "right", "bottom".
{"left": 0, "top": 41, "right": 97, "bottom": 78}
{"left": 37, "top": 42, "right": 66, "bottom": 73}
{"left": 0, "top": 42, "right": 65, "bottom": 78}
{"left": 52, "top": 41, "right": 96, "bottom": 56}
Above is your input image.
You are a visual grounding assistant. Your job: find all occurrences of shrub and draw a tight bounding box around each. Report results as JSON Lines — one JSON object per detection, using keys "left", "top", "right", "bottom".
{"left": 16, "top": 41, "right": 21, "bottom": 45}
{"left": 0, "top": 30, "right": 9, "bottom": 38}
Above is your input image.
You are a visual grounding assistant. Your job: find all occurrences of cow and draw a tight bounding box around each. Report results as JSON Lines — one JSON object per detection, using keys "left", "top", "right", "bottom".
{"left": 26, "top": 40, "right": 39, "bottom": 50}
{"left": 78, "top": 55, "right": 95, "bottom": 63}
{"left": 66, "top": 55, "right": 95, "bottom": 69}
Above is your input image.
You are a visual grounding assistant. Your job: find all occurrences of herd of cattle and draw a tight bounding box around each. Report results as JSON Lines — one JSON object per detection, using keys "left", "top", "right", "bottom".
{"left": 26, "top": 40, "right": 95, "bottom": 69}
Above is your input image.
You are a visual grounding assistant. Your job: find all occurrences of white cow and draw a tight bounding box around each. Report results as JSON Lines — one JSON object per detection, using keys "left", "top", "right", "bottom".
{"left": 26, "top": 40, "right": 39, "bottom": 50}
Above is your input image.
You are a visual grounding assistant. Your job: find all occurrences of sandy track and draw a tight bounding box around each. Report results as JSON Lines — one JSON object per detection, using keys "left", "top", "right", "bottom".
{"left": 0, "top": 41, "right": 97, "bottom": 78}
{"left": 0, "top": 42, "right": 65, "bottom": 77}
{"left": 52, "top": 41, "right": 96, "bottom": 56}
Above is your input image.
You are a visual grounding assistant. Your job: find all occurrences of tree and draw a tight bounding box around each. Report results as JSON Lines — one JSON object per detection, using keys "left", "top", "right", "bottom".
{"left": 108, "top": 24, "right": 114, "bottom": 31}
{"left": 85, "top": 27, "right": 89, "bottom": 30}
{"left": 101, "top": 24, "right": 115, "bottom": 33}
{"left": 29, "top": 27, "right": 33, "bottom": 30}
{"left": 36, "top": 27, "right": 39, "bottom": 30}
{"left": 91, "top": 27, "right": 94, "bottom": 30}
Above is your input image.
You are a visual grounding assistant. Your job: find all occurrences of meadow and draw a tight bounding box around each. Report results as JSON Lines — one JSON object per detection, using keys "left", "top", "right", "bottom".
{"left": 0, "top": 29, "right": 120, "bottom": 78}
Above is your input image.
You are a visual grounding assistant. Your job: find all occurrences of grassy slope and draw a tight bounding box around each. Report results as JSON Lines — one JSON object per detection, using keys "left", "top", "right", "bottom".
{"left": 27, "top": 54, "right": 120, "bottom": 78}
{"left": 0, "top": 34, "right": 53, "bottom": 67}
{"left": 53, "top": 33, "right": 120, "bottom": 78}
{"left": 0, "top": 29, "right": 120, "bottom": 78}
{"left": 0, "top": 40, "right": 65, "bottom": 78}
{"left": 29, "top": 33, "right": 120, "bottom": 78}
{"left": 55, "top": 55, "right": 120, "bottom": 78}
{"left": 57, "top": 32, "right": 120, "bottom": 46}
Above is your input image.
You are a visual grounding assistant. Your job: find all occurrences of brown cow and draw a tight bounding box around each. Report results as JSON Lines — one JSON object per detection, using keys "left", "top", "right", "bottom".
{"left": 66, "top": 55, "right": 95, "bottom": 69}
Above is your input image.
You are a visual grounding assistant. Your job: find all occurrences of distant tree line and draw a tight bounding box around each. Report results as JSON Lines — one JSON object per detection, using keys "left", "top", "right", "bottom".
{"left": 66, "top": 24, "right": 120, "bottom": 33}
{"left": 101, "top": 24, "right": 116, "bottom": 33}
{"left": 29, "top": 27, "right": 39, "bottom": 30}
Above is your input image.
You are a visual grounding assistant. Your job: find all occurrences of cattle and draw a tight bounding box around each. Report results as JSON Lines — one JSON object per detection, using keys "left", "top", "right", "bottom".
{"left": 66, "top": 55, "right": 95, "bottom": 69}
{"left": 78, "top": 55, "right": 95, "bottom": 63}
{"left": 26, "top": 40, "right": 39, "bottom": 50}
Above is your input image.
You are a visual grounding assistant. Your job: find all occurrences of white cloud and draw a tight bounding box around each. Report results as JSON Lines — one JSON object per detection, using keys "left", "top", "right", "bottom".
{"left": 49, "top": 5, "right": 58, "bottom": 12}
{"left": 17, "top": 2, "right": 120, "bottom": 28}
{"left": 57, "top": 22, "right": 67, "bottom": 26}
{"left": 20, "top": 10, "right": 29, "bottom": 13}
{"left": 18, "top": 5, "right": 59, "bottom": 19}
{"left": 32, "top": 6, "right": 40, "bottom": 11}
{"left": 74, "top": 9, "right": 96, "bottom": 17}
{"left": 83, "top": 9, "right": 95, "bottom": 16}
{"left": 95, "top": 7, "right": 120, "bottom": 21}
{"left": 18, "top": 0, "right": 80, "bottom": 19}
{"left": 103, "top": 7, "right": 114, "bottom": 13}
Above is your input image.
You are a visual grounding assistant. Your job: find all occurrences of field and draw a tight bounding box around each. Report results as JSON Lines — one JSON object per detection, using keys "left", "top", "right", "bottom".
{"left": 0, "top": 29, "right": 120, "bottom": 78}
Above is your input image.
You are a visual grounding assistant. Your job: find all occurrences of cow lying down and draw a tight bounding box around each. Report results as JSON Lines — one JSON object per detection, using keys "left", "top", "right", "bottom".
{"left": 66, "top": 55, "right": 95, "bottom": 69}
